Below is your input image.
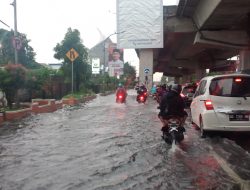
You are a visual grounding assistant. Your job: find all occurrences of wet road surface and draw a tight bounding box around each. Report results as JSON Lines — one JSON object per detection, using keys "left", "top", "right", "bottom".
{"left": 0, "top": 90, "right": 250, "bottom": 190}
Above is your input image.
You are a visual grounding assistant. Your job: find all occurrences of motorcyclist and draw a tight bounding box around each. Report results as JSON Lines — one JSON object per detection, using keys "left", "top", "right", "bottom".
{"left": 156, "top": 84, "right": 168, "bottom": 104}
{"left": 150, "top": 84, "right": 157, "bottom": 95}
{"left": 158, "top": 84, "right": 187, "bottom": 131}
{"left": 116, "top": 83, "right": 127, "bottom": 98}
{"left": 137, "top": 84, "right": 147, "bottom": 94}
{"left": 136, "top": 84, "right": 147, "bottom": 101}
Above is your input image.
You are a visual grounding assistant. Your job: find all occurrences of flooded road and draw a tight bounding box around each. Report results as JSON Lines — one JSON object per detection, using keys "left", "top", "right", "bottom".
{"left": 0, "top": 90, "right": 250, "bottom": 190}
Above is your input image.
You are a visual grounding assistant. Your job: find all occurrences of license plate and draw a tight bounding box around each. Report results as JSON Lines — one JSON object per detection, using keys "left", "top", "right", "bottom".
{"left": 169, "top": 123, "right": 178, "bottom": 128}
{"left": 229, "top": 114, "right": 249, "bottom": 121}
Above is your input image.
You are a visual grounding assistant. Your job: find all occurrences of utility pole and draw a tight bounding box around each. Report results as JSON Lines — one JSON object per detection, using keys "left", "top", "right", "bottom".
{"left": 11, "top": 0, "right": 18, "bottom": 64}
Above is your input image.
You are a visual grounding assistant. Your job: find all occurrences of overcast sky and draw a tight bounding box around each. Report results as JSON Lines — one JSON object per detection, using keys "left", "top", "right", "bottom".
{"left": 0, "top": 0, "right": 179, "bottom": 69}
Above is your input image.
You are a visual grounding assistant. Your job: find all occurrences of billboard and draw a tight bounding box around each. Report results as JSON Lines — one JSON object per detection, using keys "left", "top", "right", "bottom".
{"left": 108, "top": 43, "right": 124, "bottom": 62}
{"left": 117, "top": 0, "right": 163, "bottom": 49}
{"left": 92, "top": 58, "right": 100, "bottom": 74}
{"left": 108, "top": 48, "right": 124, "bottom": 77}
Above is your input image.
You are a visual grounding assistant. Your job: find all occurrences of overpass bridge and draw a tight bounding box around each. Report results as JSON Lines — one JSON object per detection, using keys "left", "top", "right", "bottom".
{"left": 137, "top": 0, "right": 250, "bottom": 85}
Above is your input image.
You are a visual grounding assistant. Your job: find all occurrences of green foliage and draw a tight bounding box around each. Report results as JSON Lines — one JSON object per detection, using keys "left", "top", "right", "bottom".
{"left": 206, "top": 71, "right": 225, "bottom": 76}
{"left": 0, "top": 29, "right": 13, "bottom": 65}
{"left": 122, "top": 62, "right": 136, "bottom": 88}
{"left": 25, "top": 67, "right": 57, "bottom": 96}
{"left": 0, "top": 29, "right": 41, "bottom": 69}
{"left": 123, "top": 62, "right": 136, "bottom": 77}
{"left": 89, "top": 73, "right": 119, "bottom": 93}
{"left": 0, "top": 64, "right": 27, "bottom": 108}
{"left": 53, "top": 28, "right": 91, "bottom": 92}
{"left": 160, "top": 75, "right": 167, "bottom": 84}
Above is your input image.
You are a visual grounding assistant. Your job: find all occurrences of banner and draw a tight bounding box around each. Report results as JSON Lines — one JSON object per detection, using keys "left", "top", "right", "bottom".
{"left": 108, "top": 48, "right": 124, "bottom": 77}
{"left": 92, "top": 58, "right": 100, "bottom": 74}
{"left": 117, "top": 0, "right": 163, "bottom": 49}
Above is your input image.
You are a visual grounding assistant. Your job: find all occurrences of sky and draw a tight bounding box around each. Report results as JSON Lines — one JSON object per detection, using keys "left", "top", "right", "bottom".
{"left": 0, "top": 0, "right": 179, "bottom": 78}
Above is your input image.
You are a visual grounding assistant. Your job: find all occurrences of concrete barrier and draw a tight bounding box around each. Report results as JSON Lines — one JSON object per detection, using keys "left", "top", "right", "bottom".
{"left": 56, "top": 101, "right": 63, "bottom": 109}
{"left": 62, "top": 95, "right": 97, "bottom": 105}
{"left": 62, "top": 98, "right": 79, "bottom": 106}
{"left": 31, "top": 99, "right": 58, "bottom": 114}
{"left": 5, "top": 108, "right": 32, "bottom": 121}
{"left": 83, "top": 95, "right": 97, "bottom": 102}
{"left": 0, "top": 112, "right": 4, "bottom": 125}
{"left": 0, "top": 95, "right": 97, "bottom": 126}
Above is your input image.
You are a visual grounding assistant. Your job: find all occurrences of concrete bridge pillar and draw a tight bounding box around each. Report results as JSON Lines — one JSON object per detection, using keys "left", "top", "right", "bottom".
{"left": 239, "top": 50, "right": 250, "bottom": 71}
{"left": 139, "top": 49, "right": 153, "bottom": 89}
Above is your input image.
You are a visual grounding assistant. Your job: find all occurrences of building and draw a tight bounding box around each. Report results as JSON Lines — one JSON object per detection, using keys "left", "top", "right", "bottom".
{"left": 48, "top": 63, "right": 63, "bottom": 70}
{"left": 89, "top": 38, "right": 124, "bottom": 76}
{"left": 89, "top": 38, "right": 113, "bottom": 73}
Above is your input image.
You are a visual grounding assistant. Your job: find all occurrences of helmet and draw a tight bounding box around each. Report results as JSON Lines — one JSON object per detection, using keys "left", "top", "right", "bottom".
{"left": 118, "top": 83, "right": 122, "bottom": 87}
{"left": 171, "top": 84, "right": 182, "bottom": 94}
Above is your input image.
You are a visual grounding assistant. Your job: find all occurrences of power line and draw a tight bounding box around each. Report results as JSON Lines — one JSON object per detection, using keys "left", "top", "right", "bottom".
{"left": 0, "top": 19, "right": 10, "bottom": 28}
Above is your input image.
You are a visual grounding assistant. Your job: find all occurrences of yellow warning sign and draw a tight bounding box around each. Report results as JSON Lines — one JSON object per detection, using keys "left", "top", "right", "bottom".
{"left": 66, "top": 48, "right": 79, "bottom": 62}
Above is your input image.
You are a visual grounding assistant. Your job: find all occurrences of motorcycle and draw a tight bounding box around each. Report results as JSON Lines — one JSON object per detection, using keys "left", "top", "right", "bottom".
{"left": 162, "top": 116, "right": 185, "bottom": 145}
{"left": 136, "top": 91, "right": 147, "bottom": 103}
{"left": 116, "top": 93, "right": 126, "bottom": 103}
{"left": 152, "top": 93, "right": 157, "bottom": 100}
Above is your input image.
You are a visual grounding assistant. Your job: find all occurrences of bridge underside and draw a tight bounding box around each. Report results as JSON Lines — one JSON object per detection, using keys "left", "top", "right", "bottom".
{"left": 138, "top": 0, "right": 250, "bottom": 82}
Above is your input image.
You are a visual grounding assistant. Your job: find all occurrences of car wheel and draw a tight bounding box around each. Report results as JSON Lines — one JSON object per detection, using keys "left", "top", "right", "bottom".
{"left": 200, "top": 117, "right": 207, "bottom": 138}
{"left": 190, "top": 116, "right": 198, "bottom": 129}
{"left": 191, "top": 117, "right": 194, "bottom": 124}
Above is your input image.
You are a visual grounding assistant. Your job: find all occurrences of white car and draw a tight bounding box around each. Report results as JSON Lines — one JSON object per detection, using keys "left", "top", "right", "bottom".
{"left": 190, "top": 73, "right": 250, "bottom": 137}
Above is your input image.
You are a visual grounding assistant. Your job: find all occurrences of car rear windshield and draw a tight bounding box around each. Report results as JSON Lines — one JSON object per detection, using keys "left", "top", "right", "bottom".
{"left": 209, "top": 76, "right": 250, "bottom": 97}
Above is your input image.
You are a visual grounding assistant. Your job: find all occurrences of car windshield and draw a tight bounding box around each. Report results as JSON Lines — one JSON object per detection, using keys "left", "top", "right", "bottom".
{"left": 209, "top": 76, "right": 250, "bottom": 97}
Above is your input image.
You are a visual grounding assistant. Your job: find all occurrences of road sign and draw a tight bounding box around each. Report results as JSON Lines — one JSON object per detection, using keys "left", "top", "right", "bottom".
{"left": 92, "top": 58, "right": 100, "bottom": 74}
{"left": 66, "top": 48, "right": 79, "bottom": 62}
{"left": 144, "top": 68, "right": 150, "bottom": 74}
{"left": 12, "top": 37, "right": 22, "bottom": 50}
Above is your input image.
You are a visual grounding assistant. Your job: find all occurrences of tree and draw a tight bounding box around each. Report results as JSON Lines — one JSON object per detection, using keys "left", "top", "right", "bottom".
{"left": 0, "top": 29, "right": 40, "bottom": 69}
{"left": 122, "top": 62, "right": 136, "bottom": 87}
{"left": 25, "top": 67, "right": 58, "bottom": 100}
{"left": 161, "top": 75, "right": 167, "bottom": 84}
{"left": 0, "top": 64, "right": 27, "bottom": 108}
{"left": 123, "top": 62, "right": 136, "bottom": 79}
{"left": 53, "top": 28, "right": 91, "bottom": 92}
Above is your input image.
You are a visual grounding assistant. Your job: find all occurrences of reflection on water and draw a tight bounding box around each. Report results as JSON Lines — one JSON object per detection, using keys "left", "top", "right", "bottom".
{"left": 0, "top": 92, "right": 249, "bottom": 190}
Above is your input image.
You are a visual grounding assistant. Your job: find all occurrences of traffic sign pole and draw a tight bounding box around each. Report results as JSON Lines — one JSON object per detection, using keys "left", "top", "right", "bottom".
{"left": 66, "top": 48, "right": 79, "bottom": 94}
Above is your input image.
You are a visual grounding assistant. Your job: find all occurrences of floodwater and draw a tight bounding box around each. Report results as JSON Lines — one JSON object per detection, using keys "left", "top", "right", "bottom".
{"left": 0, "top": 90, "right": 250, "bottom": 190}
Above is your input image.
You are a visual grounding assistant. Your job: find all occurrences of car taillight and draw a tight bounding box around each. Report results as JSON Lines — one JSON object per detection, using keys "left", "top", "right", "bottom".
{"left": 180, "top": 93, "right": 185, "bottom": 98}
{"left": 235, "top": 78, "right": 242, "bottom": 82}
{"left": 144, "top": 92, "right": 147, "bottom": 96}
{"left": 204, "top": 100, "right": 214, "bottom": 110}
